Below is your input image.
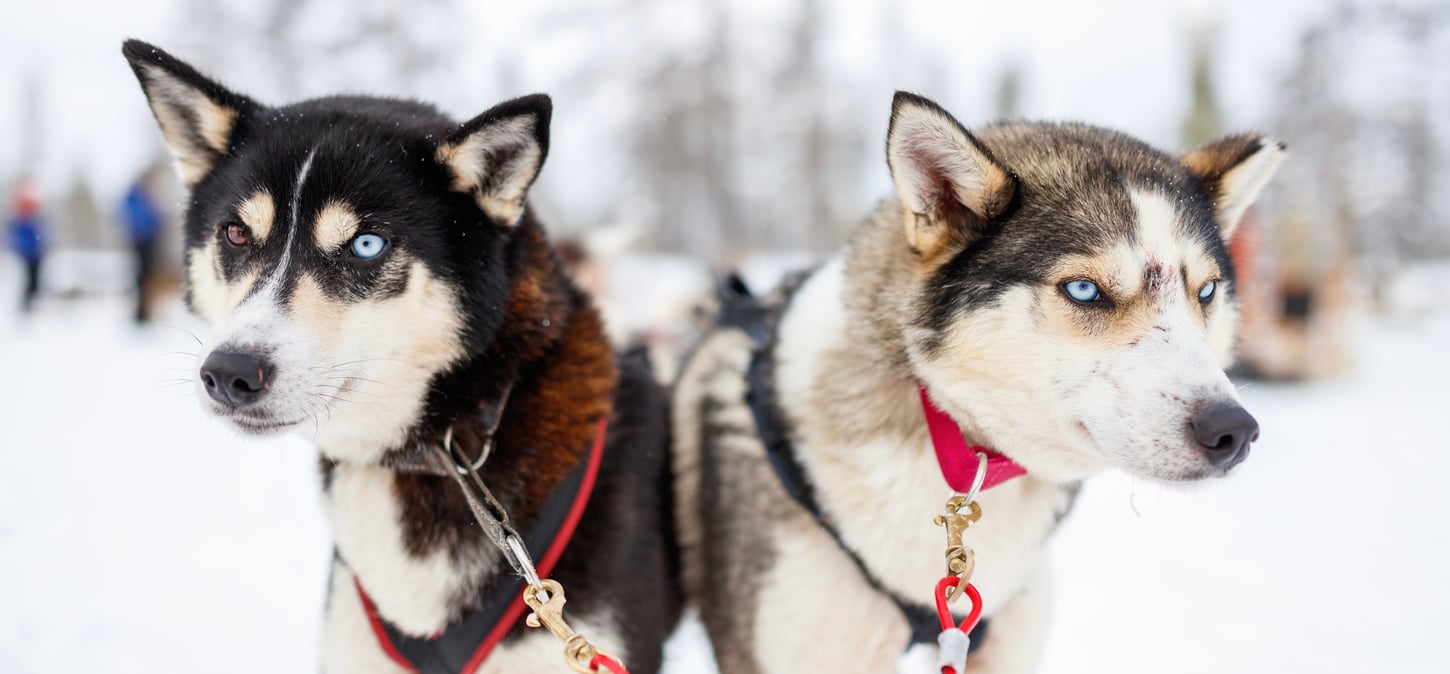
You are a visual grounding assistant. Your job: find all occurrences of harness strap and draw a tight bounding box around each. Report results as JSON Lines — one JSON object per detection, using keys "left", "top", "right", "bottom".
{"left": 723, "top": 275, "right": 989, "bottom": 652}
{"left": 354, "top": 417, "right": 609, "bottom": 674}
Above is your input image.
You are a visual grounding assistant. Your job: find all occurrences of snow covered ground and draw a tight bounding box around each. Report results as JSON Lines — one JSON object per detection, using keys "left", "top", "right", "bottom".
{"left": 2, "top": 257, "right": 1447, "bottom": 673}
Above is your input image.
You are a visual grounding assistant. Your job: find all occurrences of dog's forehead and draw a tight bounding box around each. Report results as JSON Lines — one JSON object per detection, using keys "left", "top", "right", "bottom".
{"left": 242, "top": 130, "right": 418, "bottom": 201}
{"left": 980, "top": 123, "right": 1220, "bottom": 254}
{"left": 204, "top": 117, "right": 456, "bottom": 247}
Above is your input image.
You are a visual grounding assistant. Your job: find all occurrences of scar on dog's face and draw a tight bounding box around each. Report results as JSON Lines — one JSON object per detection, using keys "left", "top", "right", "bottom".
{"left": 886, "top": 92, "right": 1284, "bottom": 483}
{"left": 123, "top": 40, "right": 551, "bottom": 460}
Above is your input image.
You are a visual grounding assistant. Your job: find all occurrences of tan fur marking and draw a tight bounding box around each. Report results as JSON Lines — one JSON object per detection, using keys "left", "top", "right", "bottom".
{"left": 887, "top": 98, "right": 1014, "bottom": 263}
{"left": 1047, "top": 251, "right": 1160, "bottom": 346}
{"left": 236, "top": 192, "right": 276, "bottom": 243}
{"left": 186, "top": 241, "right": 258, "bottom": 323}
{"left": 313, "top": 201, "right": 361, "bottom": 251}
{"left": 434, "top": 143, "right": 474, "bottom": 191}
{"left": 1045, "top": 238, "right": 1225, "bottom": 349}
{"left": 197, "top": 106, "right": 235, "bottom": 156}
{"left": 185, "top": 242, "right": 226, "bottom": 322}
{"left": 436, "top": 116, "right": 540, "bottom": 225}
{"left": 1181, "top": 135, "right": 1286, "bottom": 238}
{"left": 280, "top": 262, "right": 467, "bottom": 459}
{"left": 141, "top": 64, "right": 237, "bottom": 187}
{"left": 288, "top": 263, "right": 463, "bottom": 370}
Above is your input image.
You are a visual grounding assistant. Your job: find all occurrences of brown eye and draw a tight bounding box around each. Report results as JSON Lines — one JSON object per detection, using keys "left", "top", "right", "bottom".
{"left": 225, "top": 222, "right": 251, "bottom": 247}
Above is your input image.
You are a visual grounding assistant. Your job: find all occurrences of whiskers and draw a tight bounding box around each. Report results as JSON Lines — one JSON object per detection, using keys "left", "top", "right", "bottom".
{"left": 308, "top": 356, "right": 416, "bottom": 404}
{"left": 145, "top": 344, "right": 421, "bottom": 431}
{"left": 157, "top": 323, "right": 203, "bottom": 347}
{"left": 299, "top": 356, "right": 416, "bottom": 430}
{"left": 151, "top": 338, "right": 200, "bottom": 398}
{"left": 153, "top": 377, "right": 199, "bottom": 400}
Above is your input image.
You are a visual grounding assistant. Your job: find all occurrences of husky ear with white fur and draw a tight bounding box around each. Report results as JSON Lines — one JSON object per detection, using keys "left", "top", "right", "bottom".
{"left": 122, "top": 39, "right": 257, "bottom": 188}
{"left": 1180, "top": 134, "right": 1287, "bottom": 240}
{"left": 886, "top": 91, "right": 1016, "bottom": 260}
{"left": 436, "top": 94, "right": 552, "bottom": 226}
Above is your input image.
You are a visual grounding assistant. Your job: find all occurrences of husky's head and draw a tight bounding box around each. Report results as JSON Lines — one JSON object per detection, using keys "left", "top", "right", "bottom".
{"left": 881, "top": 92, "right": 1283, "bottom": 483}
{"left": 123, "top": 40, "right": 552, "bottom": 462}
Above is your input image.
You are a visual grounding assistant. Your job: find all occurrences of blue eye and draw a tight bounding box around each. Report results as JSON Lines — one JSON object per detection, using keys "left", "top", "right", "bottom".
{"left": 1063, "top": 280, "right": 1102, "bottom": 303}
{"left": 351, "top": 234, "right": 387, "bottom": 259}
{"left": 1198, "top": 280, "right": 1217, "bottom": 303}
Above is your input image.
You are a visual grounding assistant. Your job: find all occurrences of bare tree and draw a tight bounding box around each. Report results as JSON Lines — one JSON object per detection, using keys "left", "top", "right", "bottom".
{"left": 1268, "top": 0, "right": 1450, "bottom": 294}
{"left": 1179, "top": 24, "right": 1222, "bottom": 148}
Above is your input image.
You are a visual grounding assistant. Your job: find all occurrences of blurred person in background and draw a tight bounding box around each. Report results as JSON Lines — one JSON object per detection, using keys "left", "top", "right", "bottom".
{"left": 8, "top": 175, "right": 46, "bottom": 314}
{"left": 121, "top": 169, "right": 163, "bottom": 323}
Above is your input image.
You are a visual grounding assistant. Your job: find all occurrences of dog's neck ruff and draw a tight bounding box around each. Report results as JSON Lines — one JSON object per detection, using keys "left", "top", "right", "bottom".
{"left": 352, "top": 416, "right": 609, "bottom": 674}
{"left": 917, "top": 386, "right": 1027, "bottom": 493}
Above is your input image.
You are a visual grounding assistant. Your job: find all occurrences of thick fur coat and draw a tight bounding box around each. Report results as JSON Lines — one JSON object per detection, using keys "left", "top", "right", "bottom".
{"left": 123, "top": 40, "right": 682, "bottom": 673}
{"left": 673, "top": 92, "right": 1283, "bottom": 673}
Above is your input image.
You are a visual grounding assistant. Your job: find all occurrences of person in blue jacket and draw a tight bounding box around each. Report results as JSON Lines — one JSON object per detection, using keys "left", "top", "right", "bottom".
{"left": 122, "top": 175, "right": 162, "bottom": 323}
{"left": 8, "top": 176, "right": 45, "bottom": 313}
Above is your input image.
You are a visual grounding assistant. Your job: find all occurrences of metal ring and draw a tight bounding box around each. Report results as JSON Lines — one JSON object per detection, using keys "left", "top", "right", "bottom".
{"left": 441, "top": 426, "right": 491, "bottom": 475}
{"left": 963, "top": 451, "right": 989, "bottom": 504}
{"left": 442, "top": 426, "right": 472, "bottom": 475}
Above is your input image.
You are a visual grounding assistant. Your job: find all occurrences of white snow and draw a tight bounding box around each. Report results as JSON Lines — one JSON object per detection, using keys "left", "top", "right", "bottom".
{"left": 2, "top": 253, "right": 1447, "bottom": 673}
{"left": 1043, "top": 312, "right": 1450, "bottom": 673}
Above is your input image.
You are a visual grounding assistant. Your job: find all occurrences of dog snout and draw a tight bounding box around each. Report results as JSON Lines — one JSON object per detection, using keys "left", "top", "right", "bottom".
{"left": 1191, "top": 403, "right": 1258, "bottom": 470}
{"left": 200, "top": 350, "right": 275, "bottom": 408}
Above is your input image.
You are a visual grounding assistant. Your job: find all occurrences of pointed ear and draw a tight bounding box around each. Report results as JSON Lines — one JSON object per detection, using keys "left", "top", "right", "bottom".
{"left": 1180, "top": 134, "right": 1286, "bottom": 240}
{"left": 436, "top": 94, "right": 552, "bottom": 226}
{"left": 122, "top": 40, "right": 257, "bottom": 188}
{"left": 886, "top": 92, "right": 1016, "bottom": 260}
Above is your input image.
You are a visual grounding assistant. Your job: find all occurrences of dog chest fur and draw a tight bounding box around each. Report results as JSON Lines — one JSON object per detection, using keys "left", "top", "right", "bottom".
{"left": 777, "top": 259, "right": 1071, "bottom": 614}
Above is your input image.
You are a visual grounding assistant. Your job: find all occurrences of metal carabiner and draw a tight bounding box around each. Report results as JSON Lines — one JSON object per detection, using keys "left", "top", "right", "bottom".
{"left": 524, "top": 578, "right": 610, "bottom": 673}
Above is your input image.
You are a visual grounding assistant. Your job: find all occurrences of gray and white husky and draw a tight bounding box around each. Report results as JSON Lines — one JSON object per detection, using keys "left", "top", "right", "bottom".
{"left": 673, "top": 91, "right": 1284, "bottom": 673}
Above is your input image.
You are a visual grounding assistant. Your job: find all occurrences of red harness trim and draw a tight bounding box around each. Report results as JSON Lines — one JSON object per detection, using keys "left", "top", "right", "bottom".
{"left": 918, "top": 386, "right": 1026, "bottom": 493}
{"left": 356, "top": 577, "right": 416, "bottom": 669}
{"left": 356, "top": 416, "right": 610, "bottom": 673}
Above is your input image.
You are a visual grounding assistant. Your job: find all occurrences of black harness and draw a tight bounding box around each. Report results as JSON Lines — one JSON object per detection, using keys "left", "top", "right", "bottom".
{"left": 718, "top": 275, "right": 989, "bottom": 654}
{"left": 351, "top": 428, "right": 602, "bottom": 674}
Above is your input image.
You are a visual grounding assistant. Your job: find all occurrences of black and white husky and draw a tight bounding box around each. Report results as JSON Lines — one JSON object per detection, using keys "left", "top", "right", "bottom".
{"left": 123, "top": 40, "right": 681, "bottom": 673}
{"left": 673, "top": 92, "right": 1284, "bottom": 673}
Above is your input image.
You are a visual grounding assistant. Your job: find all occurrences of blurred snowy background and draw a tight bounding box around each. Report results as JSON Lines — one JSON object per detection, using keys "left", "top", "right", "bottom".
{"left": 2, "top": 0, "right": 1448, "bottom": 672}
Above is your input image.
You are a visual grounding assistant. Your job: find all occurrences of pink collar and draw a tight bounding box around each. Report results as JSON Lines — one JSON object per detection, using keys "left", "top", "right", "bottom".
{"left": 918, "top": 386, "right": 1027, "bottom": 493}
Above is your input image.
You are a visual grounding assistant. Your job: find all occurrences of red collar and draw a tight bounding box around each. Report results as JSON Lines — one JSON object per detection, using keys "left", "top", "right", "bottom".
{"left": 918, "top": 386, "right": 1026, "bottom": 493}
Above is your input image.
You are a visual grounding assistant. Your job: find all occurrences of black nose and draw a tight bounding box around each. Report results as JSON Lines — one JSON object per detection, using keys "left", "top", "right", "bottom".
{"left": 1191, "top": 403, "right": 1259, "bottom": 470}
{"left": 200, "top": 351, "right": 274, "bottom": 408}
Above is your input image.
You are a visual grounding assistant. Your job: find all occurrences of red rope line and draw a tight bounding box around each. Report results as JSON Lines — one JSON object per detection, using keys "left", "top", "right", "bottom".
{"left": 935, "top": 576, "right": 984, "bottom": 674}
{"left": 591, "top": 653, "right": 628, "bottom": 673}
{"left": 934, "top": 577, "right": 984, "bottom": 632}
